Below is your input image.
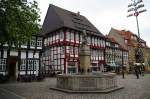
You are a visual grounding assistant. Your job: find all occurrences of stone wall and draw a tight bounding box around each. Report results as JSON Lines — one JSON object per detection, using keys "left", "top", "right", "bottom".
{"left": 56, "top": 73, "right": 117, "bottom": 91}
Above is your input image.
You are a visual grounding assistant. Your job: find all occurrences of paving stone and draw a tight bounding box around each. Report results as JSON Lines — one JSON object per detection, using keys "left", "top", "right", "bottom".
{"left": 0, "top": 74, "right": 150, "bottom": 99}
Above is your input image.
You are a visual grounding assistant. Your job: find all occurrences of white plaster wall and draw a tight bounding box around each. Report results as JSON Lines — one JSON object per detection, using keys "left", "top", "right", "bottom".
{"left": 21, "top": 51, "right": 26, "bottom": 58}
{"left": 37, "top": 47, "right": 42, "bottom": 49}
{"left": 19, "top": 71, "right": 25, "bottom": 75}
{"left": 28, "top": 51, "right": 33, "bottom": 58}
{"left": 66, "top": 61, "right": 68, "bottom": 74}
{"left": 4, "top": 50, "right": 7, "bottom": 58}
{"left": 10, "top": 50, "right": 18, "bottom": 56}
{"left": 34, "top": 52, "right": 39, "bottom": 58}
{"left": 30, "top": 46, "right": 35, "bottom": 49}
{"left": 21, "top": 45, "right": 27, "bottom": 48}
{"left": 36, "top": 61, "right": 39, "bottom": 76}
{"left": 19, "top": 71, "right": 38, "bottom": 75}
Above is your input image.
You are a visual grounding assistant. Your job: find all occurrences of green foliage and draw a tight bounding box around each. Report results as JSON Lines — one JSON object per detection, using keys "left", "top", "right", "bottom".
{"left": 0, "top": 0, "right": 41, "bottom": 46}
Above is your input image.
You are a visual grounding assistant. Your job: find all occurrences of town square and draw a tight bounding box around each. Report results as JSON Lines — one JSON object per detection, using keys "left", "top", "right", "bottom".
{"left": 0, "top": 0, "right": 150, "bottom": 99}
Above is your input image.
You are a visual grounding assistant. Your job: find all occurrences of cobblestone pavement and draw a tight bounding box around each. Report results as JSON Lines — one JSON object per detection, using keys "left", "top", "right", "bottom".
{"left": 0, "top": 74, "right": 150, "bottom": 99}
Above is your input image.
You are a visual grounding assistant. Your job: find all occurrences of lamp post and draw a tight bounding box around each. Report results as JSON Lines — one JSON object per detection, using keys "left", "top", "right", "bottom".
{"left": 127, "top": 0, "right": 146, "bottom": 66}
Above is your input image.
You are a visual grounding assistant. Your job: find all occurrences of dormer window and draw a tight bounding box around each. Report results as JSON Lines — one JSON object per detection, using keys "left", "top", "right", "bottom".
{"left": 125, "top": 39, "right": 128, "bottom": 43}
{"left": 106, "top": 41, "right": 110, "bottom": 46}
{"left": 115, "top": 44, "right": 119, "bottom": 48}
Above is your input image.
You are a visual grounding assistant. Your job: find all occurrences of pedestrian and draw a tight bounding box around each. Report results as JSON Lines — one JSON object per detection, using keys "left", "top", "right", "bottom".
{"left": 141, "top": 65, "right": 145, "bottom": 76}
{"left": 138, "top": 66, "right": 142, "bottom": 75}
{"left": 134, "top": 66, "right": 139, "bottom": 79}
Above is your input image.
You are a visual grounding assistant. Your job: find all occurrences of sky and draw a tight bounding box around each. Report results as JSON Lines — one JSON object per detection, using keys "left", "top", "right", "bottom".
{"left": 37, "top": 0, "right": 150, "bottom": 46}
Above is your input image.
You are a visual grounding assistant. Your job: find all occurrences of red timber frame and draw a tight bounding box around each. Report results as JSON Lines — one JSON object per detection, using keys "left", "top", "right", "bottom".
{"left": 42, "top": 28, "right": 106, "bottom": 74}
{"left": 89, "top": 35, "right": 105, "bottom": 72}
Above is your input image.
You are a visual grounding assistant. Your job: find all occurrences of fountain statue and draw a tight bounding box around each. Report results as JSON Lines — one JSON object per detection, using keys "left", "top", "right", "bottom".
{"left": 79, "top": 29, "right": 91, "bottom": 74}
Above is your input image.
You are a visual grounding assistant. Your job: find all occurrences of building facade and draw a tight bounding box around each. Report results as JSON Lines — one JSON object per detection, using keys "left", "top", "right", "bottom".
{"left": 108, "top": 28, "right": 149, "bottom": 71}
{"left": 0, "top": 36, "right": 42, "bottom": 80}
{"left": 41, "top": 5, "right": 106, "bottom": 74}
{"left": 0, "top": 5, "right": 131, "bottom": 81}
{"left": 105, "top": 36, "right": 128, "bottom": 72}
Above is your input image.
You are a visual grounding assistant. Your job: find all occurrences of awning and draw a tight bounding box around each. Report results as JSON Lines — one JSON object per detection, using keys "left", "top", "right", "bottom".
{"left": 107, "top": 63, "right": 119, "bottom": 67}
{"left": 134, "top": 63, "right": 145, "bottom": 66}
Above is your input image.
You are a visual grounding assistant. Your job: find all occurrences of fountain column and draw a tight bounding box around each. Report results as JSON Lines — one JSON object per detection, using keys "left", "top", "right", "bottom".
{"left": 79, "top": 30, "right": 91, "bottom": 74}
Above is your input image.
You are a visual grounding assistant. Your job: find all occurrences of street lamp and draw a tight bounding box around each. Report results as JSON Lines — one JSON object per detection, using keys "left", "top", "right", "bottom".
{"left": 127, "top": 0, "right": 146, "bottom": 64}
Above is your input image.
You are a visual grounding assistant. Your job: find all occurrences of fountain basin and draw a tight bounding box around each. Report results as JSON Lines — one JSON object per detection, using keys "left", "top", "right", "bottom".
{"left": 51, "top": 73, "right": 123, "bottom": 93}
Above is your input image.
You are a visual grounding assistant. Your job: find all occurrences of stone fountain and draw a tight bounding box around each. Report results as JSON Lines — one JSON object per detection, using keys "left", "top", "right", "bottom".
{"left": 51, "top": 30, "right": 123, "bottom": 93}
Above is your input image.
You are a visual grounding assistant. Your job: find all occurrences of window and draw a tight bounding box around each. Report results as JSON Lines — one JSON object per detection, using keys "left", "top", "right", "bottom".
{"left": 75, "top": 33, "right": 79, "bottom": 42}
{"left": 91, "top": 63, "right": 98, "bottom": 71}
{"left": 115, "top": 44, "right": 119, "bottom": 48}
{"left": 0, "top": 59, "right": 6, "bottom": 71}
{"left": 80, "top": 34, "right": 83, "bottom": 43}
{"left": 28, "top": 59, "right": 37, "bottom": 70}
{"left": 106, "top": 41, "right": 110, "bottom": 46}
{"left": 70, "top": 31, "right": 74, "bottom": 41}
{"left": 44, "top": 38, "right": 47, "bottom": 46}
{"left": 98, "top": 39, "right": 100, "bottom": 46}
{"left": 92, "top": 37, "right": 94, "bottom": 45}
{"left": 56, "top": 33, "right": 59, "bottom": 41}
{"left": 28, "top": 60, "right": 33, "bottom": 70}
{"left": 74, "top": 47, "right": 78, "bottom": 55}
{"left": 60, "top": 46, "right": 64, "bottom": 54}
{"left": 66, "top": 30, "right": 70, "bottom": 41}
{"left": 95, "top": 37, "right": 97, "bottom": 46}
{"left": 59, "top": 30, "right": 64, "bottom": 40}
{"left": 37, "top": 38, "right": 42, "bottom": 47}
{"left": 30, "top": 40, "right": 35, "bottom": 47}
{"left": 47, "top": 37, "right": 50, "bottom": 44}
{"left": 20, "top": 59, "right": 26, "bottom": 70}
{"left": 52, "top": 34, "right": 55, "bottom": 42}
{"left": 70, "top": 46, "right": 74, "bottom": 55}
{"left": 68, "top": 61, "right": 76, "bottom": 67}
{"left": 125, "top": 39, "right": 128, "bottom": 44}
{"left": 102, "top": 40, "right": 105, "bottom": 47}
{"left": 68, "top": 61, "right": 77, "bottom": 74}
{"left": 50, "top": 36, "right": 52, "bottom": 43}
{"left": 22, "top": 42, "right": 27, "bottom": 46}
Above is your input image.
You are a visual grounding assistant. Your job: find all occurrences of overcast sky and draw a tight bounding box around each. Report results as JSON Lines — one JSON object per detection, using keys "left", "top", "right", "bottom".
{"left": 37, "top": 0, "right": 150, "bottom": 46}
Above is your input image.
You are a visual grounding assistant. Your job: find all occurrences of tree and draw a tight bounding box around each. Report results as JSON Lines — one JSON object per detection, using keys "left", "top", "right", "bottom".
{"left": 0, "top": 0, "right": 41, "bottom": 46}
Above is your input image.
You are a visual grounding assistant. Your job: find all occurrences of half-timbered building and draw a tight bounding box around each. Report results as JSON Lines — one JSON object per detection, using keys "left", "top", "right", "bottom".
{"left": 0, "top": 35, "right": 42, "bottom": 81}
{"left": 41, "top": 4, "right": 106, "bottom": 75}
{"left": 108, "top": 28, "right": 148, "bottom": 71}
{"left": 105, "top": 36, "right": 128, "bottom": 72}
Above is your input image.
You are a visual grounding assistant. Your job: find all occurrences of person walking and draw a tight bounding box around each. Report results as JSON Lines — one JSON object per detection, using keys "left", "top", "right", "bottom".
{"left": 141, "top": 65, "right": 145, "bottom": 76}
{"left": 134, "top": 66, "right": 139, "bottom": 79}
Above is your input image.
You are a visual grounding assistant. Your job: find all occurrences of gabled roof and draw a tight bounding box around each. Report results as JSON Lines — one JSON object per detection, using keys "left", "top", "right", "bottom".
{"left": 110, "top": 28, "right": 148, "bottom": 48}
{"left": 105, "top": 35, "right": 118, "bottom": 44}
{"left": 106, "top": 35, "right": 128, "bottom": 50}
{"left": 111, "top": 28, "right": 132, "bottom": 40}
{"left": 42, "top": 4, "right": 104, "bottom": 37}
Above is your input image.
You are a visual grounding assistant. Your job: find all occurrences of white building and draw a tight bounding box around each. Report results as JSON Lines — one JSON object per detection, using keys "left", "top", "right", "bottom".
{"left": 0, "top": 35, "right": 42, "bottom": 81}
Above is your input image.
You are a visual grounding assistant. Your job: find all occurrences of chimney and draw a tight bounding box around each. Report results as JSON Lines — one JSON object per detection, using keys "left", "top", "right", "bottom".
{"left": 77, "top": 11, "right": 80, "bottom": 16}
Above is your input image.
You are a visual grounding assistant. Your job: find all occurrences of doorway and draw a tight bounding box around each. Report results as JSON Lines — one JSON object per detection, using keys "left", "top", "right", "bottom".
{"left": 8, "top": 56, "right": 18, "bottom": 80}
